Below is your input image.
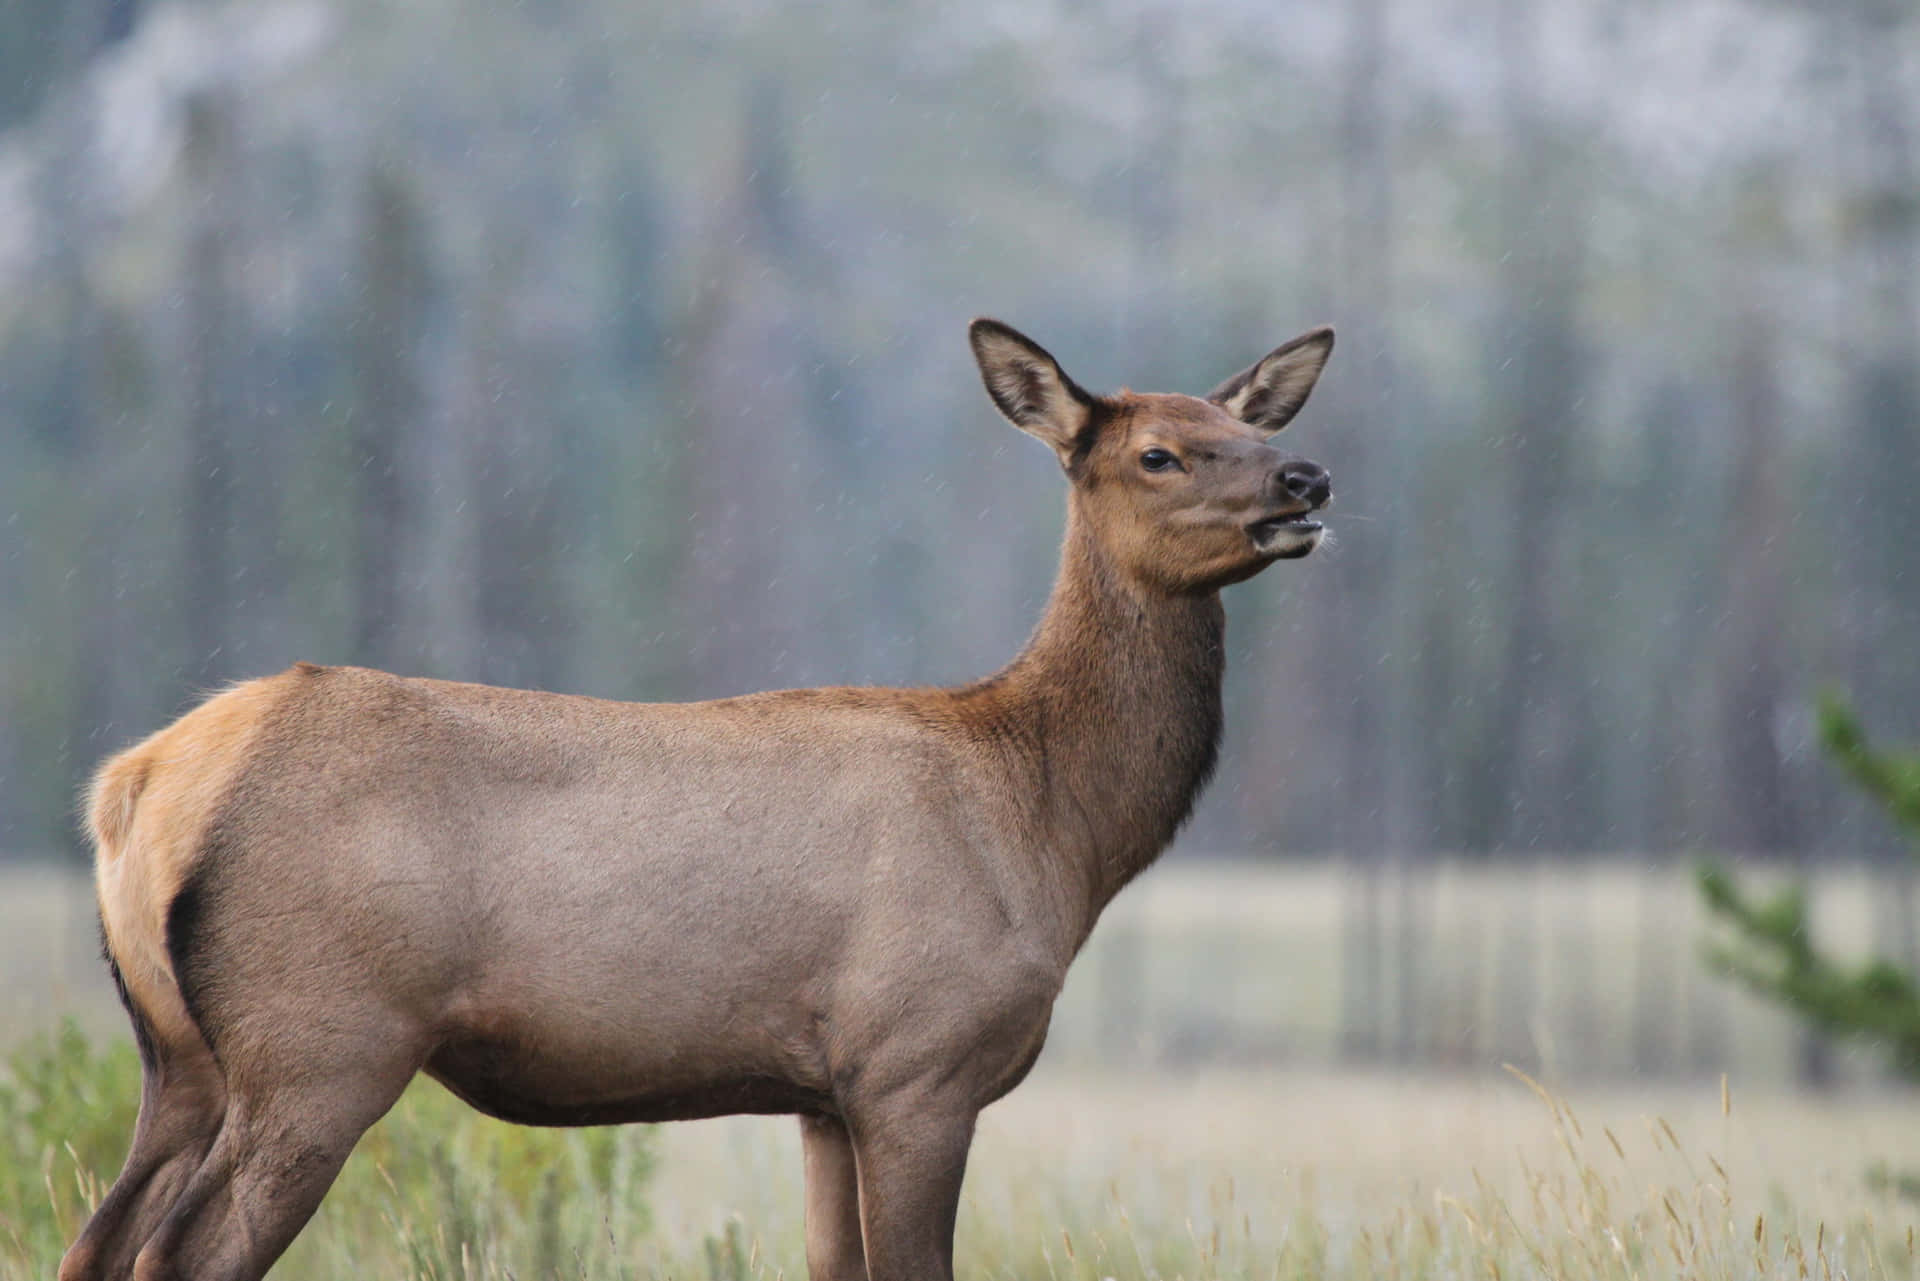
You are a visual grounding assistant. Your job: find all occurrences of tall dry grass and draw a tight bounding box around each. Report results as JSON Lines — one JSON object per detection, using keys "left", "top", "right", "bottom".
{"left": 5, "top": 1024, "right": 1918, "bottom": 1278}
{"left": 645, "top": 1063, "right": 1920, "bottom": 1280}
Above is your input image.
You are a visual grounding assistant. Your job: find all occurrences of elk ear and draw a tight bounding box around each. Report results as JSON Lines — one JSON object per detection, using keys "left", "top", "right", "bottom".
{"left": 969, "top": 318, "right": 1095, "bottom": 461}
{"left": 1208, "top": 326, "right": 1335, "bottom": 434}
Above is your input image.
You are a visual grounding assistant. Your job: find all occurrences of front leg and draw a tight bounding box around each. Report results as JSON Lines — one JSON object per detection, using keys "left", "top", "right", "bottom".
{"left": 800, "top": 1114, "right": 868, "bottom": 1281}
{"left": 846, "top": 1092, "right": 977, "bottom": 1281}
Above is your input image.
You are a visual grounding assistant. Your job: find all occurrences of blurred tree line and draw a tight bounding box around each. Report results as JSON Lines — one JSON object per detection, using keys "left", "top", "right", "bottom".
{"left": 1, "top": 0, "right": 1917, "bottom": 883}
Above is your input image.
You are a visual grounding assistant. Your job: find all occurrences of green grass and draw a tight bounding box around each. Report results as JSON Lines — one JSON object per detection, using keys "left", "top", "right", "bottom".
{"left": 0, "top": 1024, "right": 657, "bottom": 1279}
{"left": 8, "top": 1021, "right": 1920, "bottom": 1279}
{"left": 7, "top": 861, "right": 1920, "bottom": 1277}
{"left": 0, "top": 1021, "right": 138, "bottom": 1269}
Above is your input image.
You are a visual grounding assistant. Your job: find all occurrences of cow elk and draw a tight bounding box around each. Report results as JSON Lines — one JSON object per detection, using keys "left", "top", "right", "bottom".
{"left": 63, "top": 317, "right": 1334, "bottom": 1281}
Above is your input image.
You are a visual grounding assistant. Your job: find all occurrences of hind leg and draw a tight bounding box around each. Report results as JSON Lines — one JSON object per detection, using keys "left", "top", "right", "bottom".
{"left": 802, "top": 1113, "right": 869, "bottom": 1281}
{"left": 60, "top": 1039, "right": 225, "bottom": 1281}
{"left": 130, "top": 1038, "right": 421, "bottom": 1281}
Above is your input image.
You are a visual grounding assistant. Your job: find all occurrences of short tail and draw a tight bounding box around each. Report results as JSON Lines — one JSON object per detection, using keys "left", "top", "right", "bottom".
{"left": 86, "top": 671, "right": 295, "bottom": 1071}
{"left": 88, "top": 739, "right": 208, "bottom": 1071}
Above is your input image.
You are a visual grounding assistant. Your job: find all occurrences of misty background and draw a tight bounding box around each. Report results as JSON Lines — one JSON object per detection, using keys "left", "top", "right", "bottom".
{"left": 2, "top": 0, "right": 1917, "bottom": 1080}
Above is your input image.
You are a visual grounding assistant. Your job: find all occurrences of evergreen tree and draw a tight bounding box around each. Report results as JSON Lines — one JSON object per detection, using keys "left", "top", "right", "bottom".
{"left": 1698, "top": 695, "right": 1920, "bottom": 1076}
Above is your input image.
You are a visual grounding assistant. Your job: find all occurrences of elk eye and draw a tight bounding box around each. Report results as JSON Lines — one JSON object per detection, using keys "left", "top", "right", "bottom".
{"left": 1140, "top": 448, "right": 1180, "bottom": 473}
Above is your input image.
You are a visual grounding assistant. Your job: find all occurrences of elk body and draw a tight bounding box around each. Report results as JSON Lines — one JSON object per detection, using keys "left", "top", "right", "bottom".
{"left": 63, "top": 319, "right": 1334, "bottom": 1281}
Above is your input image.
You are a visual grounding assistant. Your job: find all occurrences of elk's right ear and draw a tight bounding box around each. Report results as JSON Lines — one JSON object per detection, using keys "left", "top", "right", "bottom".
{"left": 969, "top": 318, "right": 1094, "bottom": 462}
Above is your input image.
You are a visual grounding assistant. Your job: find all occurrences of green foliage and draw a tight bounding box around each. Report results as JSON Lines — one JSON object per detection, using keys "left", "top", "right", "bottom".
{"left": 0, "top": 1024, "right": 658, "bottom": 1280}
{"left": 1866, "top": 1161, "right": 1920, "bottom": 1203}
{"left": 0, "top": 1020, "right": 140, "bottom": 1267}
{"left": 298, "top": 1076, "right": 655, "bottom": 1281}
{"left": 1698, "top": 694, "right": 1920, "bottom": 1077}
{"left": 1820, "top": 694, "right": 1920, "bottom": 837}
{"left": 701, "top": 1215, "right": 755, "bottom": 1281}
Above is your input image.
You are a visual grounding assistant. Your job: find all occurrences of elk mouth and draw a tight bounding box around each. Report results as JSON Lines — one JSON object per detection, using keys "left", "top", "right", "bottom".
{"left": 1248, "top": 512, "right": 1324, "bottom": 558}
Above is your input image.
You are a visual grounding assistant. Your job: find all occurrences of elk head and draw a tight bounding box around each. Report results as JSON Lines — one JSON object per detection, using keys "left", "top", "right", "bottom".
{"left": 970, "top": 319, "right": 1334, "bottom": 593}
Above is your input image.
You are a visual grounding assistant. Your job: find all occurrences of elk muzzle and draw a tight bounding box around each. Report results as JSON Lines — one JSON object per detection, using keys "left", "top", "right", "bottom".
{"left": 1246, "top": 456, "right": 1330, "bottom": 558}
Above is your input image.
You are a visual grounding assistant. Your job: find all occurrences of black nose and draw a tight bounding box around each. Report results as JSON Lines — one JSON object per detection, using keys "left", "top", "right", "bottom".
{"left": 1279, "top": 459, "right": 1331, "bottom": 509}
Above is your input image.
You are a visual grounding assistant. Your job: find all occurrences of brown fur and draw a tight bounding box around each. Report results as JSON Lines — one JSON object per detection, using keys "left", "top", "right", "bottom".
{"left": 62, "top": 319, "right": 1333, "bottom": 1281}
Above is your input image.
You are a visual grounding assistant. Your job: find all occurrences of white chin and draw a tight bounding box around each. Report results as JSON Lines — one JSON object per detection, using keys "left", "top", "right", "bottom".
{"left": 1255, "top": 525, "right": 1323, "bottom": 559}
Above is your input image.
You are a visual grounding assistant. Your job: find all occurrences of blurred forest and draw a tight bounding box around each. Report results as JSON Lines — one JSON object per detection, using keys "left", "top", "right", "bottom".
{"left": 2, "top": 0, "right": 1917, "bottom": 876}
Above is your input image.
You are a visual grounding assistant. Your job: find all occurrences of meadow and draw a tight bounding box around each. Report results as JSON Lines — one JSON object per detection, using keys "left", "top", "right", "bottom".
{"left": 4, "top": 860, "right": 1918, "bottom": 1279}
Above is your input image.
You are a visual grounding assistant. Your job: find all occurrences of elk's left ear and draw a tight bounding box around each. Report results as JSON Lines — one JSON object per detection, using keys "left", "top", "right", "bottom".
{"left": 1208, "top": 326, "right": 1335, "bottom": 434}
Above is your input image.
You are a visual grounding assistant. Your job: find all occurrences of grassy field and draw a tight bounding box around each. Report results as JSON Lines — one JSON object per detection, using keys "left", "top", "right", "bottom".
{"left": 657, "top": 1066, "right": 1920, "bottom": 1280}
{"left": 6, "top": 1033, "right": 1920, "bottom": 1279}
{"left": 5, "top": 860, "right": 1920, "bottom": 1277}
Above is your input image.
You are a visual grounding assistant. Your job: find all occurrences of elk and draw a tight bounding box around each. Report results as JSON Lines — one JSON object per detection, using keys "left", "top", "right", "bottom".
{"left": 62, "top": 317, "right": 1334, "bottom": 1281}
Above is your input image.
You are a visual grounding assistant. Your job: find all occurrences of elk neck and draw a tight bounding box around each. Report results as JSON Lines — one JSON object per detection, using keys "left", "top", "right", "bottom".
{"left": 963, "top": 503, "right": 1226, "bottom": 940}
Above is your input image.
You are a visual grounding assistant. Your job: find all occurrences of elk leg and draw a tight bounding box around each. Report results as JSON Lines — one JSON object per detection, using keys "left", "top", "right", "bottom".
{"left": 128, "top": 1107, "right": 239, "bottom": 1281}
{"left": 848, "top": 1098, "right": 976, "bottom": 1281}
{"left": 801, "top": 1113, "right": 869, "bottom": 1281}
{"left": 130, "top": 1055, "right": 415, "bottom": 1281}
{"left": 59, "top": 1046, "right": 225, "bottom": 1281}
